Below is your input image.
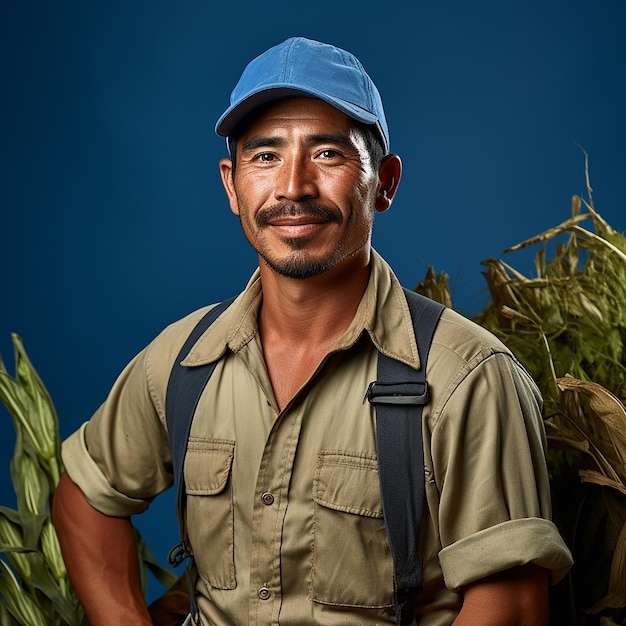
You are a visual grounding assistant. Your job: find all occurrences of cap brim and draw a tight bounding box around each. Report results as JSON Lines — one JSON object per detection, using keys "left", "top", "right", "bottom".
{"left": 215, "top": 85, "right": 379, "bottom": 139}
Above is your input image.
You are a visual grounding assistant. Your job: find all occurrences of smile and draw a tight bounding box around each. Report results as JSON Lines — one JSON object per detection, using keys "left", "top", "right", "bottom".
{"left": 267, "top": 219, "right": 331, "bottom": 238}
{"left": 267, "top": 214, "right": 328, "bottom": 226}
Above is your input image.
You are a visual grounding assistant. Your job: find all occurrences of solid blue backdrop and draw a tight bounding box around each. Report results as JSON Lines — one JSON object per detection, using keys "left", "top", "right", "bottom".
{"left": 2, "top": 0, "right": 625, "bottom": 601}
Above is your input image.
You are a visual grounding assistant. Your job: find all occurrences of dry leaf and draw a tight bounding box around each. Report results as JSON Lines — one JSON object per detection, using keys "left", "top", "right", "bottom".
{"left": 558, "top": 376, "right": 626, "bottom": 479}
{"left": 579, "top": 469, "right": 626, "bottom": 496}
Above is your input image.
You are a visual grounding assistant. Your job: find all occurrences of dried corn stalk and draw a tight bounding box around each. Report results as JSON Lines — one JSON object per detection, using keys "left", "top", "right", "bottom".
{"left": 416, "top": 161, "right": 626, "bottom": 624}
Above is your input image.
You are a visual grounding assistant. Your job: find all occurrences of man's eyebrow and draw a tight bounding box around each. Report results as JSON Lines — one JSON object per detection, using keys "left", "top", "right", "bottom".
{"left": 306, "top": 133, "right": 354, "bottom": 149}
{"left": 241, "top": 136, "right": 285, "bottom": 153}
{"left": 241, "top": 133, "right": 356, "bottom": 153}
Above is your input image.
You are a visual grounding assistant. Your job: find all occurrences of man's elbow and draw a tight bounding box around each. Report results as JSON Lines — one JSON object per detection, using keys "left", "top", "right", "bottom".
{"left": 458, "top": 563, "right": 550, "bottom": 625}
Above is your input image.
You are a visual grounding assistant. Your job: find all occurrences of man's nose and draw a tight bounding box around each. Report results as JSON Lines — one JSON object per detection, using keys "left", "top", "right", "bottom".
{"left": 275, "top": 156, "right": 318, "bottom": 201}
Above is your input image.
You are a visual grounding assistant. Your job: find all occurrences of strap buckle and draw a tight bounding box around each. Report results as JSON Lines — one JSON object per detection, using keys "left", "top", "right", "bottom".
{"left": 168, "top": 542, "right": 191, "bottom": 568}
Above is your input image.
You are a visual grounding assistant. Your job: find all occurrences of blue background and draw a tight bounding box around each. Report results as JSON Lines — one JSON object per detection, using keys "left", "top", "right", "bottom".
{"left": 2, "top": 0, "right": 625, "bottom": 600}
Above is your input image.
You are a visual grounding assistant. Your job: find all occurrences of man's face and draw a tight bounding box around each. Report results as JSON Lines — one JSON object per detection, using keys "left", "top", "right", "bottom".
{"left": 220, "top": 98, "right": 382, "bottom": 280}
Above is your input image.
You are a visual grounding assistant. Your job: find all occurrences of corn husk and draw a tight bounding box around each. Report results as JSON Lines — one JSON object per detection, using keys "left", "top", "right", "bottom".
{"left": 0, "top": 334, "right": 176, "bottom": 624}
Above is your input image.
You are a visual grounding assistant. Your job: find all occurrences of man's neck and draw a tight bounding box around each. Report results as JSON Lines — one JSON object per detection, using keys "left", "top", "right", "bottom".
{"left": 255, "top": 258, "right": 371, "bottom": 411}
{"left": 257, "top": 258, "right": 371, "bottom": 346}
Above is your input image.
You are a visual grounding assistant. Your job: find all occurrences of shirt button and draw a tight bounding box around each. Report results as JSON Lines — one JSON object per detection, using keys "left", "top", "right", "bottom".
{"left": 261, "top": 492, "right": 275, "bottom": 506}
{"left": 258, "top": 586, "right": 271, "bottom": 600}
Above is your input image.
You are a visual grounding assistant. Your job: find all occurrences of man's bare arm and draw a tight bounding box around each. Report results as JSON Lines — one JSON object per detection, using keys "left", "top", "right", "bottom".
{"left": 453, "top": 563, "right": 550, "bottom": 626}
{"left": 52, "top": 471, "right": 153, "bottom": 626}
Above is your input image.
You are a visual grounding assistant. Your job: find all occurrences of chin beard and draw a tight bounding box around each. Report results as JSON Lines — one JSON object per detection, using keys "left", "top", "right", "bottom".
{"left": 259, "top": 249, "right": 337, "bottom": 279}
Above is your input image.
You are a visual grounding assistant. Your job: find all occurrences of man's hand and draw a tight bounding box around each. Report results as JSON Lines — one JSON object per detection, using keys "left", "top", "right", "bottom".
{"left": 52, "top": 472, "right": 153, "bottom": 626}
{"left": 453, "top": 563, "right": 549, "bottom": 625}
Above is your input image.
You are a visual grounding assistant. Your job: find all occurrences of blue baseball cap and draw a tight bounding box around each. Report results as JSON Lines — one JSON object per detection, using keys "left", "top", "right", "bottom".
{"left": 215, "top": 37, "right": 390, "bottom": 152}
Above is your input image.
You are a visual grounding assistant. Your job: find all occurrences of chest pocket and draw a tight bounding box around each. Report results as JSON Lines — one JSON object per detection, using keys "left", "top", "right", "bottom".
{"left": 184, "top": 438, "right": 236, "bottom": 590}
{"left": 310, "top": 450, "right": 394, "bottom": 608}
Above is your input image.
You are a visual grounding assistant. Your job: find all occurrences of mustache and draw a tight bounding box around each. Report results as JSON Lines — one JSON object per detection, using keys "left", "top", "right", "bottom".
{"left": 255, "top": 201, "right": 342, "bottom": 227}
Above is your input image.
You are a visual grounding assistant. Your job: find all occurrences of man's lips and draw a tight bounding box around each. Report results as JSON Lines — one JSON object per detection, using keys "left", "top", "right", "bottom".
{"left": 266, "top": 215, "right": 328, "bottom": 226}
{"left": 266, "top": 219, "right": 331, "bottom": 239}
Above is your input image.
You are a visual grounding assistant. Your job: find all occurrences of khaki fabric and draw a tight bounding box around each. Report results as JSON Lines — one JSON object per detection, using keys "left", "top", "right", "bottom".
{"left": 62, "top": 250, "right": 572, "bottom": 625}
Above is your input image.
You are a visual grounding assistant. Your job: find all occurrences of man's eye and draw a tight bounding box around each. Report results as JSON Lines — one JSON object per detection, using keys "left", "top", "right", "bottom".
{"left": 318, "top": 149, "right": 339, "bottom": 159}
{"left": 255, "top": 153, "right": 275, "bottom": 163}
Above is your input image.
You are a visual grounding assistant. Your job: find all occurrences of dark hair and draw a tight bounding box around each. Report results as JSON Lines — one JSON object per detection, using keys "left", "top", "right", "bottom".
{"left": 226, "top": 119, "right": 386, "bottom": 174}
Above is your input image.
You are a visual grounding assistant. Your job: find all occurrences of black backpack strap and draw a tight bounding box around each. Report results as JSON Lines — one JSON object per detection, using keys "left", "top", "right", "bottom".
{"left": 366, "top": 288, "right": 444, "bottom": 626}
{"left": 165, "top": 297, "right": 236, "bottom": 623}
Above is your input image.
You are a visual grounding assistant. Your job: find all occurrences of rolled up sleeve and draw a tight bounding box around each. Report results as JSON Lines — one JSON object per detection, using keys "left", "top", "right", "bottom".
{"left": 439, "top": 518, "right": 573, "bottom": 589}
{"left": 431, "top": 351, "right": 573, "bottom": 589}
{"left": 62, "top": 422, "right": 154, "bottom": 516}
{"left": 61, "top": 339, "right": 176, "bottom": 517}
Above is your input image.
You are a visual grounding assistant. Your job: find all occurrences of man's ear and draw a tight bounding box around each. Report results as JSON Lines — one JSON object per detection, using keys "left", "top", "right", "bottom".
{"left": 375, "top": 154, "right": 402, "bottom": 213}
{"left": 219, "top": 157, "right": 240, "bottom": 216}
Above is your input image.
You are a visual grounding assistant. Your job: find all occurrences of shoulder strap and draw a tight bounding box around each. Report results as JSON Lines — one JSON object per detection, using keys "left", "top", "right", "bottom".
{"left": 366, "top": 288, "right": 444, "bottom": 626}
{"left": 165, "top": 297, "right": 236, "bottom": 623}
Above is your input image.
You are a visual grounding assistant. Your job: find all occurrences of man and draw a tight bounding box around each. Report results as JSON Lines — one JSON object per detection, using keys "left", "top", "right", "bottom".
{"left": 52, "top": 37, "right": 572, "bottom": 625}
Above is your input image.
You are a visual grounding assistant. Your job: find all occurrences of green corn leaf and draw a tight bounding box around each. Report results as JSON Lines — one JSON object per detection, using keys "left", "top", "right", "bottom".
{"left": 25, "top": 551, "right": 81, "bottom": 626}
{"left": 0, "top": 370, "right": 60, "bottom": 500}
{"left": 0, "top": 560, "right": 49, "bottom": 626}
{"left": 0, "top": 509, "right": 32, "bottom": 585}
{"left": 0, "top": 598, "right": 20, "bottom": 625}
{"left": 15, "top": 450, "right": 50, "bottom": 517}
{"left": 0, "top": 372, "right": 38, "bottom": 455}
{"left": 40, "top": 518, "right": 67, "bottom": 582}
{"left": 136, "top": 532, "right": 178, "bottom": 590}
{"left": 11, "top": 512, "right": 46, "bottom": 561}
{"left": 0, "top": 337, "right": 63, "bottom": 492}
{"left": 0, "top": 544, "right": 80, "bottom": 625}
{"left": 12, "top": 334, "right": 62, "bottom": 479}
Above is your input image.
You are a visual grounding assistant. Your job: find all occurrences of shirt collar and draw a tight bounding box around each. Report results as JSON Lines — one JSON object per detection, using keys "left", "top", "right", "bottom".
{"left": 182, "top": 249, "right": 420, "bottom": 370}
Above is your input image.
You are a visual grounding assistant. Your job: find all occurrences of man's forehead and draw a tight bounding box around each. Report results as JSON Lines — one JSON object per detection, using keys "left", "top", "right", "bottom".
{"left": 251, "top": 97, "right": 351, "bottom": 125}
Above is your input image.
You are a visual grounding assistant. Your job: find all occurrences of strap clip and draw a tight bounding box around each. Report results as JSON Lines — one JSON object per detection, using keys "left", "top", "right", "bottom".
{"left": 365, "top": 381, "right": 428, "bottom": 406}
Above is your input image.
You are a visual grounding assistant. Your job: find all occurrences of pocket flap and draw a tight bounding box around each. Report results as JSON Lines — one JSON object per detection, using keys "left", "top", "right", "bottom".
{"left": 184, "top": 438, "right": 235, "bottom": 495}
{"left": 313, "top": 451, "right": 383, "bottom": 518}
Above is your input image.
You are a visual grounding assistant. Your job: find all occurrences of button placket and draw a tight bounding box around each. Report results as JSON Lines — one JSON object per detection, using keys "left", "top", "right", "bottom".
{"left": 250, "top": 405, "right": 305, "bottom": 623}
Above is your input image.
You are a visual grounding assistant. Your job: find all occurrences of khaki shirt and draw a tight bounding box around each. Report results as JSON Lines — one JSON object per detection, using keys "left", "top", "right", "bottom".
{"left": 62, "top": 250, "right": 572, "bottom": 625}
